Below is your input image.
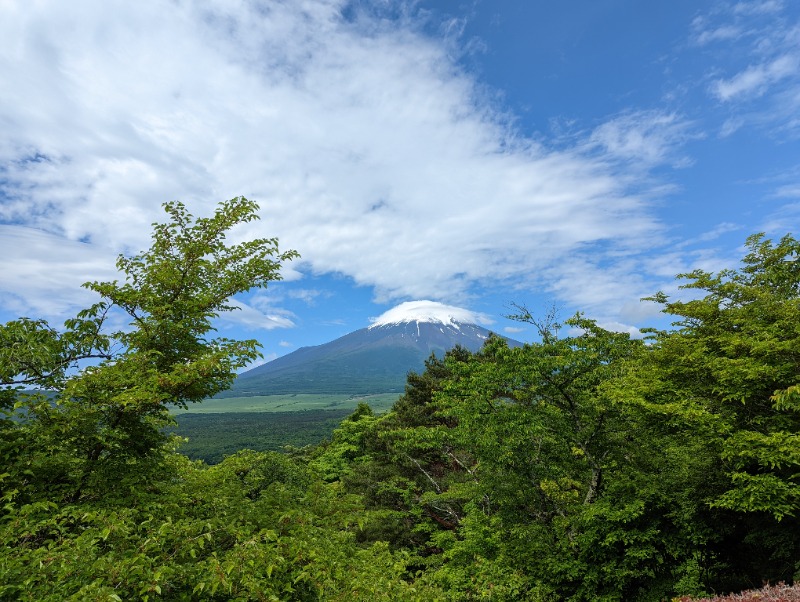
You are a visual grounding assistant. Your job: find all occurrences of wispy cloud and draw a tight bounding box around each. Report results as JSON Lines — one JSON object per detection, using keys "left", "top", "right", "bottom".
{"left": 692, "top": 23, "right": 742, "bottom": 46}
{"left": 759, "top": 201, "right": 800, "bottom": 232}
{"left": 733, "top": 1, "right": 784, "bottom": 16}
{"left": 286, "top": 289, "right": 330, "bottom": 306}
{"left": 691, "top": 1, "right": 800, "bottom": 135}
{"left": 0, "top": 0, "right": 730, "bottom": 334}
{"left": 0, "top": 1, "right": 672, "bottom": 321}
{"left": 221, "top": 299, "right": 296, "bottom": 331}
{"left": 0, "top": 225, "right": 117, "bottom": 319}
{"left": 673, "top": 222, "right": 744, "bottom": 249}
{"left": 774, "top": 184, "right": 800, "bottom": 198}
{"left": 713, "top": 54, "right": 798, "bottom": 101}
{"left": 587, "top": 110, "right": 699, "bottom": 168}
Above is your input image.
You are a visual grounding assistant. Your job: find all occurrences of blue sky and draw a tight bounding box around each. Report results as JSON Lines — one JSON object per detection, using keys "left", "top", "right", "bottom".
{"left": 1, "top": 0, "right": 798, "bottom": 365}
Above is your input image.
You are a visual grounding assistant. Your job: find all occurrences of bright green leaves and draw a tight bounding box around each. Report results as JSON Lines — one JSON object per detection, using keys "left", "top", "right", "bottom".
{"left": 0, "top": 302, "right": 111, "bottom": 396}
{"left": 0, "top": 451, "right": 441, "bottom": 601}
{"left": 648, "top": 233, "right": 800, "bottom": 521}
{"left": 0, "top": 319, "right": 64, "bottom": 392}
{"left": 713, "top": 472, "right": 800, "bottom": 520}
{"left": 84, "top": 197, "right": 298, "bottom": 405}
{"left": 442, "top": 316, "right": 643, "bottom": 513}
{"left": 773, "top": 384, "right": 800, "bottom": 411}
{"left": 427, "top": 319, "right": 676, "bottom": 599}
{"left": 711, "top": 429, "right": 800, "bottom": 519}
{"left": 342, "top": 256, "right": 800, "bottom": 600}
{"left": 1, "top": 198, "right": 297, "bottom": 506}
{"left": 310, "top": 402, "right": 381, "bottom": 482}
{"left": 0, "top": 195, "right": 446, "bottom": 601}
{"left": 4, "top": 215, "right": 799, "bottom": 600}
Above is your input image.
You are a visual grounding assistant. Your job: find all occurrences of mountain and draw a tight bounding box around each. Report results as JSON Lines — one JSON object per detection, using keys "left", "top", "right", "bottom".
{"left": 221, "top": 300, "right": 521, "bottom": 396}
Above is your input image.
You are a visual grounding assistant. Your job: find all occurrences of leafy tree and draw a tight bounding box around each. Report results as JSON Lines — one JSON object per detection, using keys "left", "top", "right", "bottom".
{"left": 431, "top": 316, "right": 687, "bottom": 600}
{"left": 639, "top": 233, "right": 800, "bottom": 589}
{"left": 305, "top": 233, "right": 800, "bottom": 599}
{"left": 0, "top": 198, "right": 449, "bottom": 601}
{"left": 6, "top": 215, "right": 798, "bottom": 601}
{"left": 647, "top": 233, "right": 800, "bottom": 519}
{"left": 310, "top": 348, "right": 480, "bottom": 557}
{"left": 309, "top": 402, "right": 382, "bottom": 482}
{"left": 1, "top": 196, "right": 298, "bottom": 504}
{"left": 1, "top": 449, "right": 445, "bottom": 601}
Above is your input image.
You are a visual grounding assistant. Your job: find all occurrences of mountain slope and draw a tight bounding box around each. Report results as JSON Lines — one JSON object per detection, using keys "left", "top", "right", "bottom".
{"left": 221, "top": 301, "right": 521, "bottom": 396}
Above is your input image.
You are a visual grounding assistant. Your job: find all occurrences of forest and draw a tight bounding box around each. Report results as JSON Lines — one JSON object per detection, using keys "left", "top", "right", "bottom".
{"left": 171, "top": 410, "right": 354, "bottom": 464}
{"left": 1, "top": 198, "right": 798, "bottom": 601}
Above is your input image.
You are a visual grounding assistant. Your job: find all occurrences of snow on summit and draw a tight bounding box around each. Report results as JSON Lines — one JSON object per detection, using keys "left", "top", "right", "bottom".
{"left": 369, "top": 300, "right": 490, "bottom": 329}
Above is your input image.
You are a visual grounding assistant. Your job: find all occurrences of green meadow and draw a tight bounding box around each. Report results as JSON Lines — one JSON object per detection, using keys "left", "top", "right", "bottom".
{"left": 172, "top": 392, "right": 400, "bottom": 414}
{"left": 169, "top": 393, "right": 402, "bottom": 462}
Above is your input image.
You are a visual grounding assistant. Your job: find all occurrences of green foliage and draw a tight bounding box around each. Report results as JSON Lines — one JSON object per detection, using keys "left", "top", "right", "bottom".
{"left": 322, "top": 348, "right": 480, "bottom": 553}
{"left": 318, "top": 242, "right": 800, "bottom": 600}
{"left": 426, "top": 317, "right": 694, "bottom": 601}
{"left": 2, "top": 197, "right": 299, "bottom": 507}
{"left": 0, "top": 452, "right": 443, "bottom": 601}
{"left": 646, "top": 234, "right": 800, "bottom": 517}
{"left": 309, "top": 402, "right": 381, "bottom": 482}
{"left": 3, "top": 222, "right": 798, "bottom": 600}
{"left": 634, "top": 233, "right": 800, "bottom": 589}
{"left": 85, "top": 197, "right": 299, "bottom": 407}
{"left": 0, "top": 199, "right": 447, "bottom": 600}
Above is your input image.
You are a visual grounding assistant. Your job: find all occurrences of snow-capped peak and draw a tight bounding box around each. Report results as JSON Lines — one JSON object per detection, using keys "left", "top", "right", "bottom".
{"left": 369, "top": 300, "right": 489, "bottom": 329}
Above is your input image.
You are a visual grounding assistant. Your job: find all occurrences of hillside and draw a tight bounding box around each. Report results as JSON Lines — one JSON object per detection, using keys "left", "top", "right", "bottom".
{"left": 219, "top": 300, "right": 521, "bottom": 396}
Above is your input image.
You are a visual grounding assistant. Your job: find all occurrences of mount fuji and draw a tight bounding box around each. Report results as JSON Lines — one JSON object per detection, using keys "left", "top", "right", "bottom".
{"left": 221, "top": 301, "right": 522, "bottom": 397}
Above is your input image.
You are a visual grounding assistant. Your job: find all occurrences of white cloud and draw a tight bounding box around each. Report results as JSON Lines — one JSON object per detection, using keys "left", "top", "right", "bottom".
{"left": 687, "top": 222, "right": 744, "bottom": 244}
{"left": 595, "top": 321, "right": 643, "bottom": 338}
{"left": 0, "top": 0, "right": 691, "bottom": 328}
{"left": 0, "top": 225, "right": 117, "bottom": 319}
{"left": 758, "top": 201, "right": 800, "bottom": 233}
{"left": 774, "top": 184, "right": 800, "bottom": 198}
{"left": 713, "top": 54, "right": 798, "bottom": 101}
{"left": 686, "top": 1, "right": 800, "bottom": 150}
{"left": 719, "top": 117, "right": 745, "bottom": 137}
{"left": 369, "top": 300, "right": 493, "bottom": 328}
{"left": 221, "top": 299, "right": 296, "bottom": 331}
{"left": 693, "top": 24, "right": 742, "bottom": 46}
{"left": 692, "top": 3, "right": 800, "bottom": 130}
{"left": 286, "top": 288, "right": 329, "bottom": 305}
{"left": 733, "top": 1, "right": 784, "bottom": 16}
{"left": 541, "top": 255, "right": 650, "bottom": 322}
{"left": 587, "top": 110, "right": 698, "bottom": 168}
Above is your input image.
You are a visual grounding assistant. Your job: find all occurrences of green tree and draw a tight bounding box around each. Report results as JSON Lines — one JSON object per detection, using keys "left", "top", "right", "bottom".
{"left": 309, "top": 348, "right": 480, "bottom": 555}
{"left": 640, "top": 233, "right": 800, "bottom": 589}
{"left": 432, "top": 316, "right": 686, "bottom": 601}
{"left": 1, "top": 447, "right": 446, "bottom": 601}
{"left": 0, "top": 198, "right": 450, "bottom": 601}
{"left": 1, "top": 196, "right": 298, "bottom": 505}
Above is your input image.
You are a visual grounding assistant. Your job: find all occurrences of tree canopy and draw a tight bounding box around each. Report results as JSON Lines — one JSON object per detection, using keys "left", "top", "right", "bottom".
{"left": 1, "top": 221, "right": 798, "bottom": 601}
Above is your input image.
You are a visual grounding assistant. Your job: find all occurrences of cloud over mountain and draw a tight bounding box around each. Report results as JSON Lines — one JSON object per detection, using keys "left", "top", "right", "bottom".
{"left": 229, "top": 300, "right": 517, "bottom": 396}
{"left": 0, "top": 0, "right": 664, "bottom": 328}
{"left": 1, "top": 0, "right": 797, "bottom": 340}
{"left": 369, "top": 300, "right": 492, "bottom": 328}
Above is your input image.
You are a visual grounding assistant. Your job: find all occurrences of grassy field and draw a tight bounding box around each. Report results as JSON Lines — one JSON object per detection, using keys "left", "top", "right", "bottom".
{"left": 172, "top": 393, "right": 400, "bottom": 414}
{"left": 169, "top": 393, "right": 401, "bottom": 463}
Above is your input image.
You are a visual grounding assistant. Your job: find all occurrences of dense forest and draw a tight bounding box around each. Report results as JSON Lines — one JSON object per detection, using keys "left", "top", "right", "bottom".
{"left": 1, "top": 198, "right": 798, "bottom": 600}
{"left": 171, "top": 410, "right": 354, "bottom": 464}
